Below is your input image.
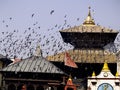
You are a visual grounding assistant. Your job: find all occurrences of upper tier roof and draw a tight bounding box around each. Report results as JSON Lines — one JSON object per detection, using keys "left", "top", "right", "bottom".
{"left": 60, "top": 25, "right": 118, "bottom": 33}
{"left": 60, "top": 7, "right": 118, "bottom": 33}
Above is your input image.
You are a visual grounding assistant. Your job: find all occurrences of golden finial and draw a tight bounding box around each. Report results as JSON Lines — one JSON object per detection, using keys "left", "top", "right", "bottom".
{"left": 83, "top": 6, "right": 95, "bottom": 26}
{"left": 92, "top": 71, "right": 96, "bottom": 76}
{"left": 102, "top": 62, "right": 110, "bottom": 71}
{"left": 115, "top": 72, "right": 119, "bottom": 77}
{"left": 68, "top": 74, "right": 72, "bottom": 80}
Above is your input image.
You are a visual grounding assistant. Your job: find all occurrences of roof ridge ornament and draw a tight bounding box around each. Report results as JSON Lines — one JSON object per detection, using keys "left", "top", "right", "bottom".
{"left": 34, "top": 45, "right": 42, "bottom": 57}
{"left": 115, "top": 72, "right": 119, "bottom": 77}
{"left": 83, "top": 6, "right": 95, "bottom": 26}
{"left": 102, "top": 62, "right": 110, "bottom": 71}
{"left": 92, "top": 71, "right": 96, "bottom": 77}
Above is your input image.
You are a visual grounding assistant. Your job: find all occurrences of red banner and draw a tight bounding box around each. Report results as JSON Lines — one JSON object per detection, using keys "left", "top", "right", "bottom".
{"left": 64, "top": 52, "right": 78, "bottom": 68}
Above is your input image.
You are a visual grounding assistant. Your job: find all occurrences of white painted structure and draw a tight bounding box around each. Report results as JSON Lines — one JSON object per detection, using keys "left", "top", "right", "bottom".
{"left": 87, "top": 62, "right": 120, "bottom": 90}
{"left": 116, "top": 52, "right": 120, "bottom": 76}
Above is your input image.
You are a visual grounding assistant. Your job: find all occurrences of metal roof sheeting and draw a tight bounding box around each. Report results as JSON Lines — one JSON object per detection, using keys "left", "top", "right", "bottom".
{"left": 0, "top": 56, "right": 64, "bottom": 74}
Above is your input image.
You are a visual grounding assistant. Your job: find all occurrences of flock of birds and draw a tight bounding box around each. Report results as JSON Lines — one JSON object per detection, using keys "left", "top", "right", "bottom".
{"left": 0, "top": 9, "right": 120, "bottom": 59}
{"left": 0, "top": 10, "right": 77, "bottom": 59}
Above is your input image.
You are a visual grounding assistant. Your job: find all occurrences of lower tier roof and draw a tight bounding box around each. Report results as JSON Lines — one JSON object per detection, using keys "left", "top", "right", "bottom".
{"left": 0, "top": 56, "right": 65, "bottom": 74}
{"left": 46, "top": 49, "right": 116, "bottom": 63}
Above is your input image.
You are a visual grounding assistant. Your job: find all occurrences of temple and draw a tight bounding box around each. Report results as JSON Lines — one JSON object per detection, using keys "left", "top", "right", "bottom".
{"left": 47, "top": 7, "right": 119, "bottom": 89}
{"left": 0, "top": 7, "right": 119, "bottom": 90}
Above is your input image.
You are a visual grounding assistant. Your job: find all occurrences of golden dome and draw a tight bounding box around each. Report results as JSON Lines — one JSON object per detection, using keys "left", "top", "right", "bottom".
{"left": 83, "top": 7, "right": 95, "bottom": 26}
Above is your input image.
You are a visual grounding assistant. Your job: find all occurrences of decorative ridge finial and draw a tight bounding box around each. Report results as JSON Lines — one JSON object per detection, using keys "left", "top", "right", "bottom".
{"left": 34, "top": 44, "right": 42, "bottom": 57}
{"left": 115, "top": 72, "right": 119, "bottom": 77}
{"left": 92, "top": 71, "right": 96, "bottom": 77}
{"left": 102, "top": 62, "right": 110, "bottom": 71}
{"left": 83, "top": 6, "right": 95, "bottom": 26}
{"left": 88, "top": 6, "right": 91, "bottom": 16}
{"left": 66, "top": 74, "right": 74, "bottom": 85}
{"left": 68, "top": 74, "right": 72, "bottom": 80}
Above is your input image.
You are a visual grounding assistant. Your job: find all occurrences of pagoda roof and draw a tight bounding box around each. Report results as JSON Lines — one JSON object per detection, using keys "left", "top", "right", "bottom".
{"left": 60, "top": 7, "right": 118, "bottom": 33}
{"left": 59, "top": 25, "right": 118, "bottom": 33}
{"left": 0, "top": 56, "right": 65, "bottom": 74}
{"left": 46, "top": 49, "right": 116, "bottom": 63}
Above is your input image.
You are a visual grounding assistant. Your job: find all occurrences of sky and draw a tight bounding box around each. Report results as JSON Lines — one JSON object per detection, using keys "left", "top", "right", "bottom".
{"left": 0, "top": 0, "right": 120, "bottom": 58}
{"left": 0, "top": 0, "right": 120, "bottom": 31}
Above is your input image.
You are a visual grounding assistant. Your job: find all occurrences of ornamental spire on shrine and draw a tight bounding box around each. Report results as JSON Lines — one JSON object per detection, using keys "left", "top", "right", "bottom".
{"left": 83, "top": 6, "right": 95, "bottom": 26}
{"left": 102, "top": 62, "right": 110, "bottom": 71}
{"left": 92, "top": 71, "right": 96, "bottom": 77}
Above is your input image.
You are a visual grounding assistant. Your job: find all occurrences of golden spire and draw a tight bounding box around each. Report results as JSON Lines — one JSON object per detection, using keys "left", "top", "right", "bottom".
{"left": 115, "top": 72, "right": 119, "bottom": 77}
{"left": 102, "top": 62, "right": 110, "bottom": 71}
{"left": 66, "top": 74, "right": 74, "bottom": 85}
{"left": 92, "top": 71, "right": 96, "bottom": 77}
{"left": 83, "top": 6, "right": 95, "bottom": 26}
{"left": 68, "top": 74, "right": 72, "bottom": 80}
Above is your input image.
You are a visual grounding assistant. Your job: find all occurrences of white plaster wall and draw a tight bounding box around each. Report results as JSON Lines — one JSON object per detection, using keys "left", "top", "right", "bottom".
{"left": 88, "top": 71, "right": 120, "bottom": 90}
{"left": 117, "top": 62, "right": 120, "bottom": 74}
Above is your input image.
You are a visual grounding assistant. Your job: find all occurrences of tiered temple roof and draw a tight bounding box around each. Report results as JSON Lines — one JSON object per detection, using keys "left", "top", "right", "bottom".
{"left": 60, "top": 7, "right": 118, "bottom": 33}
{"left": 47, "top": 7, "right": 118, "bottom": 63}
{"left": 46, "top": 49, "right": 116, "bottom": 63}
{"left": 60, "top": 25, "right": 118, "bottom": 33}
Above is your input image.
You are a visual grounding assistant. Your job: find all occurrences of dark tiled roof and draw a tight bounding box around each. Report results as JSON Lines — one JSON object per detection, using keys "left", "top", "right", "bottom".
{"left": 1, "top": 56, "right": 64, "bottom": 74}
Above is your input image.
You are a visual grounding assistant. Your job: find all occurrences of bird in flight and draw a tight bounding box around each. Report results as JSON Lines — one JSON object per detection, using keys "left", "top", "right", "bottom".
{"left": 50, "top": 10, "right": 54, "bottom": 15}
{"left": 31, "top": 13, "right": 34, "bottom": 18}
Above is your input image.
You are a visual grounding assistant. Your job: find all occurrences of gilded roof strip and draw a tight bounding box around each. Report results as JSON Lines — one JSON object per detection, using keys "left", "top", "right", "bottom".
{"left": 46, "top": 49, "right": 116, "bottom": 63}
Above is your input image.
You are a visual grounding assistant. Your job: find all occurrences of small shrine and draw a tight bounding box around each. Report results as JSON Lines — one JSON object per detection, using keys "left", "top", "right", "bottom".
{"left": 64, "top": 76, "right": 76, "bottom": 90}
{"left": 87, "top": 62, "right": 120, "bottom": 90}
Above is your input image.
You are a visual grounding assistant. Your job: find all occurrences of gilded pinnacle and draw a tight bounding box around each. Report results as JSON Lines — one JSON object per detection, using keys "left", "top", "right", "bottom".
{"left": 83, "top": 6, "right": 95, "bottom": 26}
